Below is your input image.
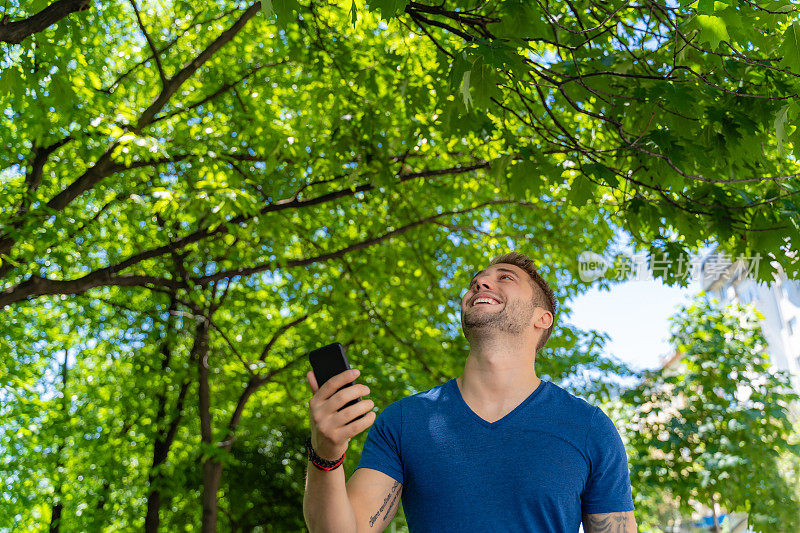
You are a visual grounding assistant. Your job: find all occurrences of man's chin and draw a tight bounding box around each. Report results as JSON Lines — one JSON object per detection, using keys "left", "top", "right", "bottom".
{"left": 462, "top": 318, "right": 501, "bottom": 331}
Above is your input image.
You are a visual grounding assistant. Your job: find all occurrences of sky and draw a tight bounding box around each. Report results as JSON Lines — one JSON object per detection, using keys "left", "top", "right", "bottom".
{"left": 563, "top": 241, "right": 716, "bottom": 372}
{"left": 564, "top": 277, "right": 701, "bottom": 371}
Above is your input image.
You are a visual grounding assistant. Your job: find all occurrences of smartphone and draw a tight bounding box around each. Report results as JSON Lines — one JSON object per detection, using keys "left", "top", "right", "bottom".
{"left": 308, "top": 342, "right": 366, "bottom": 423}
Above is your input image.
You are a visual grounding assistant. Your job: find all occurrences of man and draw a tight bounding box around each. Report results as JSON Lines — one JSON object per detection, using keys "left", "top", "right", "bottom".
{"left": 304, "top": 252, "right": 637, "bottom": 532}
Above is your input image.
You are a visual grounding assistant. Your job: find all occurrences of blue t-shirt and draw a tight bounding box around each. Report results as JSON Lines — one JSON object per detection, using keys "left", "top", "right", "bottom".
{"left": 355, "top": 378, "right": 634, "bottom": 532}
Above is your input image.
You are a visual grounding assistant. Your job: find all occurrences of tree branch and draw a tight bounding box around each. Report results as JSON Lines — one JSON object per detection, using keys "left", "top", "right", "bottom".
{"left": 195, "top": 198, "right": 517, "bottom": 285}
{"left": 0, "top": 273, "right": 181, "bottom": 309}
{"left": 135, "top": 2, "right": 261, "bottom": 130}
{"left": 127, "top": 0, "right": 167, "bottom": 87}
{"left": 100, "top": 8, "right": 240, "bottom": 94}
{"left": 258, "top": 314, "right": 310, "bottom": 363}
{"left": 220, "top": 313, "right": 311, "bottom": 450}
{"left": 1, "top": 4, "right": 259, "bottom": 274}
{"left": 150, "top": 60, "right": 288, "bottom": 125}
{"left": 0, "top": 0, "right": 90, "bottom": 44}
{"left": 0, "top": 161, "right": 493, "bottom": 308}
{"left": 16, "top": 137, "right": 72, "bottom": 217}
{"left": 0, "top": 153, "right": 188, "bottom": 279}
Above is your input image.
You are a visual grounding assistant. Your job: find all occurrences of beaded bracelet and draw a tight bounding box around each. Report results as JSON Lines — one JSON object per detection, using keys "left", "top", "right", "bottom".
{"left": 306, "top": 437, "right": 345, "bottom": 471}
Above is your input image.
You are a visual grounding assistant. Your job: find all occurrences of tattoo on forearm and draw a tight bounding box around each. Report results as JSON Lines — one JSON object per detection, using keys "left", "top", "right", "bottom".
{"left": 583, "top": 512, "right": 634, "bottom": 533}
{"left": 369, "top": 481, "right": 401, "bottom": 527}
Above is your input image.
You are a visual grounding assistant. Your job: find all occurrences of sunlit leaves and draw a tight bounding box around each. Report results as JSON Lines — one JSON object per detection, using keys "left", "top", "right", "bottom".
{"left": 4, "top": 0, "right": 800, "bottom": 528}
{"left": 623, "top": 299, "right": 800, "bottom": 531}
{"left": 695, "top": 14, "right": 730, "bottom": 50}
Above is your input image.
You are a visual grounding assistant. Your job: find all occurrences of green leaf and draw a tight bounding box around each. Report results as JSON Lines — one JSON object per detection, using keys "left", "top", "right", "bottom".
{"left": 790, "top": 118, "right": 800, "bottom": 157}
{"left": 449, "top": 48, "right": 503, "bottom": 111}
{"left": 439, "top": 99, "right": 495, "bottom": 137}
{"left": 583, "top": 163, "right": 619, "bottom": 188}
{"left": 350, "top": 0, "right": 358, "bottom": 27}
{"left": 447, "top": 50, "right": 472, "bottom": 110}
{"left": 466, "top": 54, "right": 501, "bottom": 109}
{"left": 491, "top": 154, "right": 513, "bottom": 181}
{"left": 778, "top": 22, "right": 800, "bottom": 72}
{"left": 367, "top": 0, "right": 409, "bottom": 19}
{"left": 698, "top": 0, "right": 728, "bottom": 13}
{"left": 487, "top": 0, "right": 549, "bottom": 40}
{"left": 732, "top": 188, "right": 753, "bottom": 205}
{"left": 696, "top": 15, "right": 729, "bottom": 50}
{"left": 460, "top": 69, "right": 473, "bottom": 111}
{"left": 0, "top": 254, "right": 23, "bottom": 268}
{"left": 261, "top": 0, "right": 301, "bottom": 24}
{"left": 29, "top": 0, "right": 51, "bottom": 10}
{"left": 566, "top": 175, "right": 594, "bottom": 206}
{"left": 506, "top": 160, "right": 545, "bottom": 199}
{"left": 697, "top": 0, "right": 715, "bottom": 13}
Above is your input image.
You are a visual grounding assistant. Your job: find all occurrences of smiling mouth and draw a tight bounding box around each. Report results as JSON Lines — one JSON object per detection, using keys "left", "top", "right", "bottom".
{"left": 471, "top": 299, "right": 502, "bottom": 307}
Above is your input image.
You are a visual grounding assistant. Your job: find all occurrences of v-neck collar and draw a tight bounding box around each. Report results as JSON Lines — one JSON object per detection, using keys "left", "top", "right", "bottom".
{"left": 450, "top": 378, "right": 548, "bottom": 429}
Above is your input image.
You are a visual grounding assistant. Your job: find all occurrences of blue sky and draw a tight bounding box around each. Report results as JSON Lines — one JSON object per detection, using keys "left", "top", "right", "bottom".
{"left": 564, "top": 242, "right": 715, "bottom": 371}
{"left": 564, "top": 278, "right": 701, "bottom": 371}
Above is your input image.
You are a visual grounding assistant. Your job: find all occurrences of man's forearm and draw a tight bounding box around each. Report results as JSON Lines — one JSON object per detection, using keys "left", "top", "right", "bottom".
{"left": 303, "top": 461, "right": 357, "bottom": 533}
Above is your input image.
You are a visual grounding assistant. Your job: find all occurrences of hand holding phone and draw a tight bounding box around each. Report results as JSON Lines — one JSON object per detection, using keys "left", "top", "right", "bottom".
{"left": 308, "top": 342, "right": 367, "bottom": 422}
{"left": 306, "top": 343, "right": 376, "bottom": 461}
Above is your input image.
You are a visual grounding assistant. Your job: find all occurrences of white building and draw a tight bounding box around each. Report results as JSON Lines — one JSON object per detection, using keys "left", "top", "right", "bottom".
{"left": 698, "top": 248, "right": 800, "bottom": 399}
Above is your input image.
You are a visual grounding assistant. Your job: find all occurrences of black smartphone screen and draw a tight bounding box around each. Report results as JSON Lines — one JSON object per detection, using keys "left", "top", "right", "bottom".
{"left": 308, "top": 342, "right": 365, "bottom": 423}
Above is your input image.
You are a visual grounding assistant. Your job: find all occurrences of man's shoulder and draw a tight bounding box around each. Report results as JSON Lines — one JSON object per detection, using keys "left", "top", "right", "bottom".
{"left": 392, "top": 379, "right": 453, "bottom": 406}
{"left": 544, "top": 383, "right": 627, "bottom": 451}
{"left": 378, "top": 379, "right": 454, "bottom": 416}
{"left": 543, "top": 380, "right": 601, "bottom": 421}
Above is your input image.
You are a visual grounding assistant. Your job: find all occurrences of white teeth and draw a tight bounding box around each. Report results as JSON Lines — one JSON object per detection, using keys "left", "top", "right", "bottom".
{"left": 473, "top": 297, "right": 499, "bottom": 306}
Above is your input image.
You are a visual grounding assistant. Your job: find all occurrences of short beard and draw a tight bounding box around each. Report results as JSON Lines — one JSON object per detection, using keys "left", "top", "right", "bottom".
{"left": 461, "top": 298, "right": 536, "bottom": 339}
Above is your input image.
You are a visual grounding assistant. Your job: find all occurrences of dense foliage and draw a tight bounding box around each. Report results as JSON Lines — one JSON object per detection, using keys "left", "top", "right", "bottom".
{"left": 2, "top": 0, "right": 800, "bottom": 530}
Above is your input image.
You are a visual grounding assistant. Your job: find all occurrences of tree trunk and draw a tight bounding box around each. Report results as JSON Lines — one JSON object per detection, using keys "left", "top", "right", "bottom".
{"left": 144, "top": 445, "right": 166, "bottom": 533}
{"left": 201, "top": 460, "right": 224, "bottom": 533}
{"left": 194, "top": 318, "right": 218, "bottom": 532}
{"left": 50, "top": 350, "right": 70, "bottom": 533}
{"left": 48, "top": 502, "right": 63, "bottom": 533}
{"left": 195, "top": 309, "right": 307, "bottom": 531}
{"left": 711, "top": 494, "right": 721, "bottom": 533}
{"left": 145, "top": 295, "right": 184, "bottom": 533}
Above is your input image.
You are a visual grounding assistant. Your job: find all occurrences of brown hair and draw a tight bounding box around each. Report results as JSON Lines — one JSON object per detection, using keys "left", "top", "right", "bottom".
{"left": 488, "top": 252, "right": 557, "bottom": 352}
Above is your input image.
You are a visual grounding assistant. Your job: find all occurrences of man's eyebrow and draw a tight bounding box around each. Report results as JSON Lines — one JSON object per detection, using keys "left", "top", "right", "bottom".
{"left": 469, "top": 267, "right": 519, "bottom": 284}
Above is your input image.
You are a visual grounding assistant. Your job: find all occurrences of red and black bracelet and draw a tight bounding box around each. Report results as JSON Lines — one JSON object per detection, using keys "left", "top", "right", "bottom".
{"left": 306, "top": 437, "right": 345, "bottom": 471}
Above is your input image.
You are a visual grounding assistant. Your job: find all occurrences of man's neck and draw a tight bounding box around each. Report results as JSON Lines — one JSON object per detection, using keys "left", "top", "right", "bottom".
{"left": 456, "top": 346, "right": 541, "bottom": 415}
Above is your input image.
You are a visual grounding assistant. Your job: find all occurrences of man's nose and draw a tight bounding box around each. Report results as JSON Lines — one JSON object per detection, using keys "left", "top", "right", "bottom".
{"left": 473, "top": 276, "right": 495, "bottom": 290}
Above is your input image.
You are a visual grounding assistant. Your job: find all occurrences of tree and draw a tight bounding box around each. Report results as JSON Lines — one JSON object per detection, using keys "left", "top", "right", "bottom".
{"left": 2, "top": 0, "right": 799, "bottom": 529}
{"left": 2, "top": 0, "right": 800, "bottom": 311}
{"left": 623, "top": 297, "right": 800, "bottom": 532}
{"left": 0, "top": 4, "right": 628, "bottom": 527}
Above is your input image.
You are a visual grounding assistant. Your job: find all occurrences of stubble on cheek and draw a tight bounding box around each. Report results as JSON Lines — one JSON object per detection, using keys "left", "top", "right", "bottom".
{"left": 462, "top": 301, "right": 535, "bottom": 336}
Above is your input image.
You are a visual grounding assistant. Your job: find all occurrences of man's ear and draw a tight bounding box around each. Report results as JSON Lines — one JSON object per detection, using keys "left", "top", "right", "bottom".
{"left": 534, "top": 309, "right": 553, "bottom": 329}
